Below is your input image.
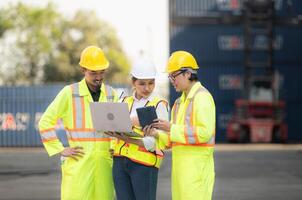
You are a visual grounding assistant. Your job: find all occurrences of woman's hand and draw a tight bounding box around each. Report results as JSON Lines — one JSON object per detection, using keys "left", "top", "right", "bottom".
{"left": 143, "top": 125, "right": 159, "bottom": 138}
{"left": 104, "top": 131, "right": 117, "bottom": 137}
{"left": 105, "top": 131, "right": 129, "bottom": 142}
{"left": 151, "top": 119, "right": 171, "bottom": 132}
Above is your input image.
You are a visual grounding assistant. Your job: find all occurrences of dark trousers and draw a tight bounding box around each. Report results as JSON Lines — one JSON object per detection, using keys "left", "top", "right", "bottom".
{"left": 113, "top": 156, "right": 158, "bottom": 200}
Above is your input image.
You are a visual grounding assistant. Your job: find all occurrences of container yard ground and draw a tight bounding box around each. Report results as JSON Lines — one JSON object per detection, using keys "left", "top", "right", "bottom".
{"left": 0, "top": 144, "right": 301, "bottom": 200}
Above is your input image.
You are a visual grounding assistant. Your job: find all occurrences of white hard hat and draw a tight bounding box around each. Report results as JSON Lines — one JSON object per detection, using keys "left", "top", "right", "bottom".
{"left": 131, "top": 59, "right": 157, "bottom": 79}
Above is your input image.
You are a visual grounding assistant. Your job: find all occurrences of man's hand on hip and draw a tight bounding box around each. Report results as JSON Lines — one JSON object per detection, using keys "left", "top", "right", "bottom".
{"left": 60, "top": 146, "right": 85, "bottom": 161}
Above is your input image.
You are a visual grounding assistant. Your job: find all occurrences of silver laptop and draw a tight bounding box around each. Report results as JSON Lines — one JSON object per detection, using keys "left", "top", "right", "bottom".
{"left": 90, "top": 102, "right": 142, "bottom": 137}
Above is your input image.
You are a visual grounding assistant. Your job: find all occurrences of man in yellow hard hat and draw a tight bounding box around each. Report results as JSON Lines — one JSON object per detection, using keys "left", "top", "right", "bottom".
{"left": 147, "top": 50, "right": 216, "bottom": 200}
{"left": 39, "top": 46, "right": 117, "bottom": 200}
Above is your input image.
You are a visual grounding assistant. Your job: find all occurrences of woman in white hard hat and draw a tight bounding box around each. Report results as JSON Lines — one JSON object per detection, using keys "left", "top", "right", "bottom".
{"left": 107, "top": 59, "right": 170, "bottom": 200}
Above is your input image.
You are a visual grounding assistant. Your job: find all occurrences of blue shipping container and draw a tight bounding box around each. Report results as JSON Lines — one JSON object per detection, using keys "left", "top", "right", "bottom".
{"left": 0, "top": 85, "right": 64, "bottom": 147}
{"left": 216, "top": 102, "right": 235, "bottom": 142}
{"left": 169, "top": 64, "right": 244, "bottom": 104}
{"left": 170, "top": 25, "right": 302, "bottom": 65}
{"left": 275, "top": 65, "right": 302, "bottom": 102}
{"left": 168, "top": 63, "right": 302, "bottom": 104}
{"left": 0, "top": 84, "right": 130, "bottom": 147}
{"left": 171, "top": 0, "right": 302, "bottom": 17}
{"left": 286, "top": 103, "right": 302, "bottom": 141}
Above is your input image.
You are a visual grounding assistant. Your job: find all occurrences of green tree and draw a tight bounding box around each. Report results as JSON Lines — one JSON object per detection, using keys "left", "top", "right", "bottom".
{"left": 0, "top": 11, "right": 13, "bottom": 37}
{"left": 0, "top": 2, "right": 130, "bottom": 85}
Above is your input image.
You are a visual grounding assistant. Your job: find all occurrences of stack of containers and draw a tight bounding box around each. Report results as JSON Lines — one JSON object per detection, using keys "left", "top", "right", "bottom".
{"left": 0, "top": 85, "right": 130, "bottom": 147}
{"left": 0, "top": 85, "right": 64, "bottom": 147}
{"left": 169, "top": 0, "right": 302, "bottom": 142}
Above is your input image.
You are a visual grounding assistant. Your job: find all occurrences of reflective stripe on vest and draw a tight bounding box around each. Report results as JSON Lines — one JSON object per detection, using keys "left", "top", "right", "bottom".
{"left": 173, "top": 87, "right": 215, "bottom": 146}
{"left": 69, "top": 83, "right": 113, "bottom": 142}
{"left": 104, "top": 85, "right": 115, "bottom": 102}
{"left": 71, "top": 83, "right": 86, "bottom": 129}
{"left": 40, "top": 128, "right": 57, "bottom": 142}
{"left": 114, "top": 142, "right": 162, "bottom": 168}
{"left": 66, "top": 129, "right": 110, "bottom": 141}
{"left": 172, "top": 99, "right": 180, "bottom": 125}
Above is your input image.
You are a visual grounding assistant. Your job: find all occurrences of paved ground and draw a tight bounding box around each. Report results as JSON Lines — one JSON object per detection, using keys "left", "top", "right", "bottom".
{"left": 0, "top": 144, "right": 302, "bottom": 200}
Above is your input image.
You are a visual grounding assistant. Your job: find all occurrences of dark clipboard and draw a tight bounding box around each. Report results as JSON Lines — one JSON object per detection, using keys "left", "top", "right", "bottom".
{"left": 136, "top": 106, "right": 158, "bottom": 128}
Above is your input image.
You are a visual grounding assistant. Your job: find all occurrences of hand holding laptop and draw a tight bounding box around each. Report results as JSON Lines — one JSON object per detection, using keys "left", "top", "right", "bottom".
{"left": 90, "top": 102, "right": 142, "bottom": 138}
{"left": 104, "top": 131, "right": 132, "bottom": 141}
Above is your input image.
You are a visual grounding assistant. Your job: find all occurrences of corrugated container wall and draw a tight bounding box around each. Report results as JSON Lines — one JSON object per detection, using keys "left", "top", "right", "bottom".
{"left": 169, "top": 0, "right": 302, "bottom": 142}
{"left": 0, "top": 85, "right": 64, "bottom": 147}
{"left": 0, "top": 85, "right": 130, "bottom": 147}
{"left": 171, "top": 25, "right": 302, "bottom": 65}
{"left": 171, "top": 0, "right": 302, "bottom": 17}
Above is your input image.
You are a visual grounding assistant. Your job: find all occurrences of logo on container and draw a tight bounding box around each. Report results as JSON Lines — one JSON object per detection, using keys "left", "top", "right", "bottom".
{"left": 218, "top": 113, "right": 233, "bottom": 129}
{"left": 218, "top": 35, "right": 283, "bottom": 50}
{"left": 0, "top": 112, "right": 30, "bottom": 131}
{"left": 219, "top": 74, "right": 243, "bottom": 90}
{"left": 216, "top": 0, "right": 282, "bottom": 11}
{"left": 0, "top": 112, "right": 65, "bottom": 132}
{"left": 217, "top": 0, "right": 241, "bottom": 11}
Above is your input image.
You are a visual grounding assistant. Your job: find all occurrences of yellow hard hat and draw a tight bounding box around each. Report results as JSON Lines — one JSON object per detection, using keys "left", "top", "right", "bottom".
{"left": 79, "top": 46, "right": 109, "bottom": 70}
{"left": 166, "top": 50, "right": 199, "bottom": 73}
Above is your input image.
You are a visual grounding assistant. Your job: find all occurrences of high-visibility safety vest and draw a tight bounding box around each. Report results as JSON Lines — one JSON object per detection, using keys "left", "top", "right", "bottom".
{"left": 39, "top": 78, "right": 117, "bottom": 200}
{"left": 160, "top": 82, "right": 216, "bottom": 200}
{"left": 113, "top": 96, "right": 169, "bottom": 168}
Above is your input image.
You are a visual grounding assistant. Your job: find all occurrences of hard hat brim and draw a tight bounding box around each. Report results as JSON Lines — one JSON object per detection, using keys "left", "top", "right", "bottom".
{"left": 131, "top": 73, "right": 156, "bottom": 79}
{"left": 165, "top": 66, "right": 199, "bottom": 73}
{"left": 79, "top": 62, "right": 109, "bottom": 71}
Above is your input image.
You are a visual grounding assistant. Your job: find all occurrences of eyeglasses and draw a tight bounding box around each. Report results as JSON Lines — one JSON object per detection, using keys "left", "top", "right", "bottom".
{"left": 168, "top": 70, "right": 186, "bottom": 81}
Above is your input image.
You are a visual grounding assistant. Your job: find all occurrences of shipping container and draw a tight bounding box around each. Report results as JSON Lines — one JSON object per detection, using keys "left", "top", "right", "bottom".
{"left": 286, "top": 103, "right": 302, "bottom": 141}
{"left": 169, "top": 64, "right": 244, "bottom": 104}
{"left": 216, "top": 102, "right": 235, "bottom": 142}
{"left": 170, "top": 25, "right": 302, "bottom": 65}
{"left": 275, "top": 65, "right": 302, "bottom": 102}
{"left": 170, "top": 0, "right": 302, "bottom": 17}
{"left": 170, "top": 25, "right": 243, "bottom": 65}
{"left": 0, "top": 85, "right": 64, "bottom": 147}
{"left": 168, "top": 63, "right": 302, "bottom": 104}
{"left": 0, "top": 84, "right": 130, "bottom": 147}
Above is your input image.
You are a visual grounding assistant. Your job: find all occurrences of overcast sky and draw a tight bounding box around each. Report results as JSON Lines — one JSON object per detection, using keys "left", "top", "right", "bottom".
{"left": 0, "top": 0, "right": 169, "bottom": 71}
{"left": 0, "top": 0, "right": 169, "bottom": 95}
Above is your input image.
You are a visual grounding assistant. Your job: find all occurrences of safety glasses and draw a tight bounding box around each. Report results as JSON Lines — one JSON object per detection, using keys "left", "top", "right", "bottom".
{"left": 168, "top": 70, "right": 186, "bottom": 82}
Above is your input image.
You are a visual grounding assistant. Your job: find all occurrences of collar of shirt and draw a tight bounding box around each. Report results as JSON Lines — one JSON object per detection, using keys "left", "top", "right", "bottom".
{"left": 87, "top": 83, "right": 101, "bottom": 102}
{"left": 130, "top": 92, "right": 155, "bottom": 117}
{"left": 133, "top": 92, "right": 154, "bottom": 102}
{"left": 180, "top": 81, "right": 202, "bottom": 103}
{"left": 87, "top": 86, "right": 101, "bottom": 94}
{"left": 79, "top": 78, "right": 105, "bottom": 96}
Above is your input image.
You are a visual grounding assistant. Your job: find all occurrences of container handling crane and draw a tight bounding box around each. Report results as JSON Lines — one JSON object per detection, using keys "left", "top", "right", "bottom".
{"left": 226, "top": 0, "right": 288, "bottom": 143}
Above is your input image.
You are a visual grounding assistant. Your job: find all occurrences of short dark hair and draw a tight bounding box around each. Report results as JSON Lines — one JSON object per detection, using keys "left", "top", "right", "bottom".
{"left": 180, "top": 67, "right": 198, "bottom": 82}
{"left": 188, "top": 73, "right": 198, "bottom": 81}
